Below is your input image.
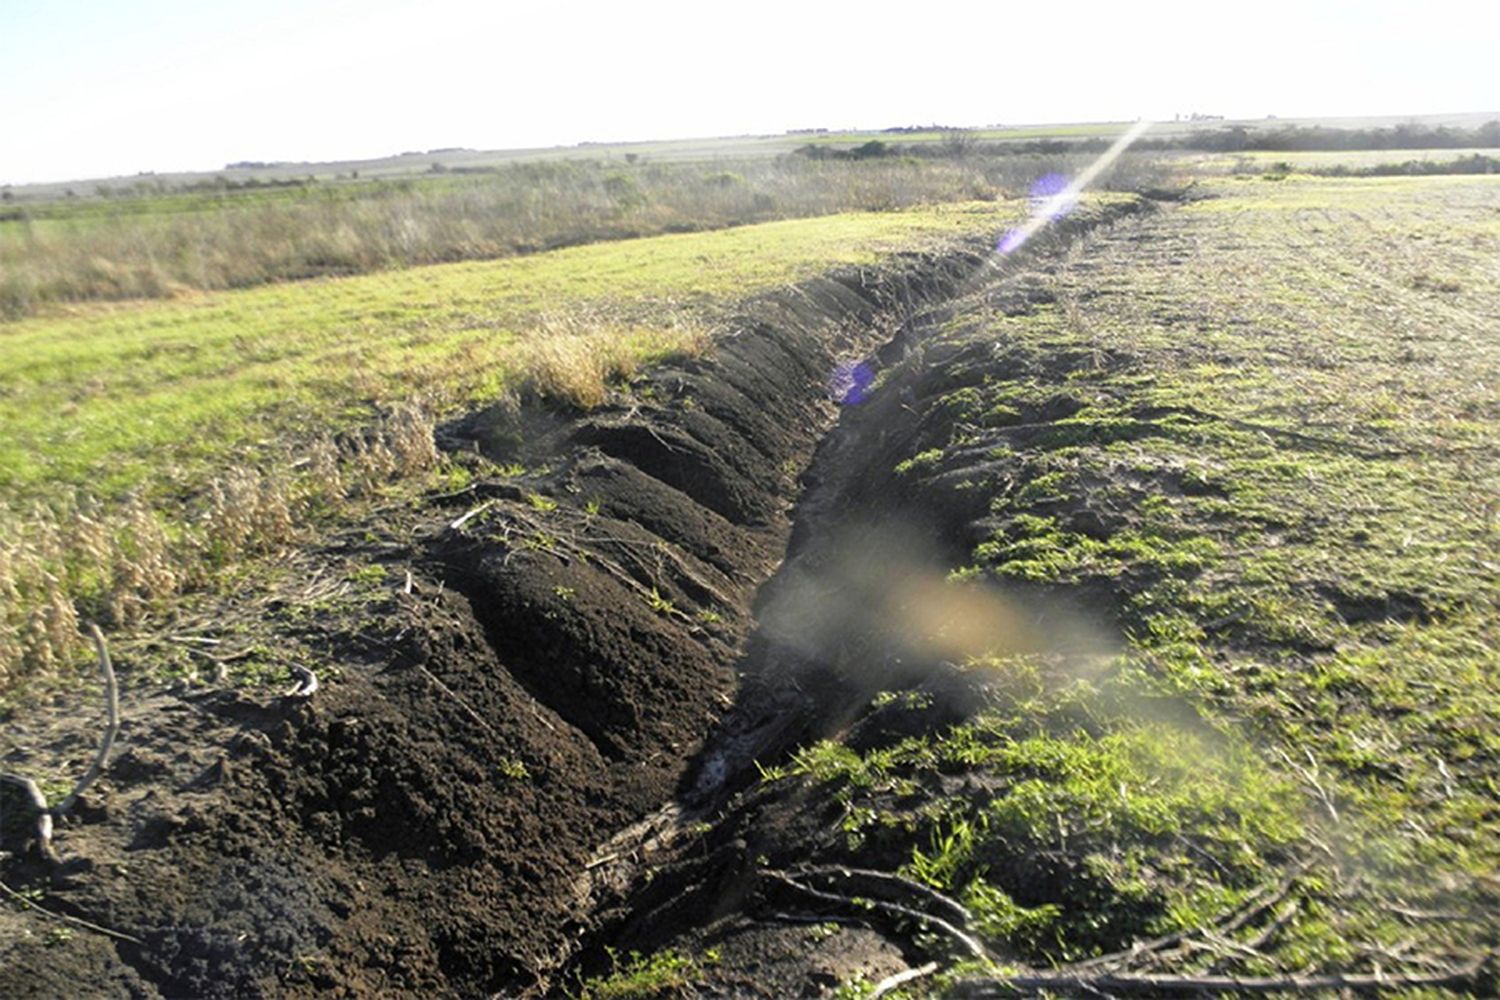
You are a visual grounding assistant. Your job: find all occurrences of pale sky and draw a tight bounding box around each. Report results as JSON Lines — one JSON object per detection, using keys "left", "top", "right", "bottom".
{"left": 3, "top": 0, "right": 1497, "bottom": 185}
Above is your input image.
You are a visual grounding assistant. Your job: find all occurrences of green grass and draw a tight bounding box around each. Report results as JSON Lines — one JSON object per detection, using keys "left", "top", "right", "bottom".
{"left": 770, "top": 174, "right": 1500, "bottom": 969}
{"left": 0, "top": 200, "right": 1023, "bottom": 505}
{"left": 575, "top": 948, "right": 717, "bottom": 1000}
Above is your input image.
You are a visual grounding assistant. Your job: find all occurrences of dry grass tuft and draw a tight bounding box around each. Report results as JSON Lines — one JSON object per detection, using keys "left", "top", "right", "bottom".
{"left": 520, "top": 313, "right": 710, "bottom": 409}
{"left": 0, "top": 403, "right": 440, "bottom": 693}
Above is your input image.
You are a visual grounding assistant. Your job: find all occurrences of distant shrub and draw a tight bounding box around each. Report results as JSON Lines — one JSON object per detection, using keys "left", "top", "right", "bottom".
{"left": 1314, "top": 153, "right": 1500, "bottom": 177}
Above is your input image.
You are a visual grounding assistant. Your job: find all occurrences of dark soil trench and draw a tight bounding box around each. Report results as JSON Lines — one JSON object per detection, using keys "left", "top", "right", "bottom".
{"left": 0, "top": 200, "right": 1150, "bottom": 999}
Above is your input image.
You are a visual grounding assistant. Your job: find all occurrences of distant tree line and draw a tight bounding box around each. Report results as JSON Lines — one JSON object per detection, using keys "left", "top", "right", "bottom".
{"left": 796, "top": 121, "right": 1500, "bottom": 161}
{"left": 1314, "top": 153, "right": 1500, "bottom": 176}
{"left": 1141, "top": 120, "right": 1500, "bottom": 152}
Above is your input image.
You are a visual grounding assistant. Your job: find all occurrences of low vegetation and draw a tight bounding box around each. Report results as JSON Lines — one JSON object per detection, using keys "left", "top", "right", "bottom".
{"left": 763, "top": 174, "right": 1499, "bottom": 974}
{"left": 574, "top": 948, "right": 717, "bottom": 1000}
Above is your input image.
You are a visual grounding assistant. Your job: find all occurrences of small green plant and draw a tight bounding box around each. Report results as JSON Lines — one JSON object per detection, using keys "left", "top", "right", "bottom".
{"left": 553, "top": 585, "right": 576, "bottom": 600}
{"left": 832, "top": 974, "right": 874, "bottom": 1000}
{"left": 806, "top": 921, "right": 842, "bottom": 943}
{"left": 526, "top": 492, "right": 558, "bottom": 512}
{"left": 42, "top": 926, "right": 75, "bottom": 946}
{"left": 431, "top": 462, "right": 472, "bottom": 493}
{"left": 576, "top": 947, "right": 714, "bottom": 1000}
{"left": 524, "top": 531, "right": 559, "bottom": 552}
{"left": 645, "top": 586, "right": 675, "bottom": 616}
{"left": 349, "top": 564, "right": 388, "bottom": 585}
{"left": 497, "top": 757, "right": 530, "bottom": 780}
{"left": 894, "top": 447, "right": 944, "bottom": 476}
{"left": 754, "top": 760, "right": 789, "bottom": 783}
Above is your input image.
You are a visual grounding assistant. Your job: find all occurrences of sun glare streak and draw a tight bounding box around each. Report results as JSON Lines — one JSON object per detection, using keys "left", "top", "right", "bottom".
{"left": 831, "top": 120, "right": 1154, "bottom": 406}
{"left": 996, "top": 118, "right": 1154, "bottom": 256}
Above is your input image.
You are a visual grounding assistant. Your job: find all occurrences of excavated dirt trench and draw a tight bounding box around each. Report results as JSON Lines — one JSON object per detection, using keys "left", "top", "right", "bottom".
{"left": 0, "top": 200, "right": 1149, "bottom": 998}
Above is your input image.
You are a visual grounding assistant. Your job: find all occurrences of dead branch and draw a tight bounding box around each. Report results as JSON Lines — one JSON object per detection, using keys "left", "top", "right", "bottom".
{"left": 764, "top": 911, "right": 871, "bottom": 929}
{"left": 447, "top": 499, "right": 496, "bottom": 532}
{"left": 1241, "top": 899, "right": 1299, "bottom": 952}
{"left": 1275, "top": 746, "right": 1339, "bottom": 823}
{"left": 1389, "top": 904, "right": 1480, "bottom": 923}
{"left": 56, "top": 624, "right": 119, "bottom": 818}
{"left": 0, "top": 877, "right": 142, "bottom": 945}
{"left": 947, "top": 955, "right": 1492, "bottom": 996}
{"left": 416, "top": 664, "right": 501, "bottom": 736}
{"left": 762, "top": 869, "right": 991, "bottom": 963}
{"left": 1073, "top": 867, "right": 1303, "bottom": 973}
{"left": 795, "top": 865, "right": 975, "bottom": 932}
{"left": 871, "top": 961, "right": 940, "bottom": 999}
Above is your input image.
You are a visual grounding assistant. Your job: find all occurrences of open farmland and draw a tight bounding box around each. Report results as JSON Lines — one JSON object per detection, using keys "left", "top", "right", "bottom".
{"left": 1, "top": 152, "right": 1498, "bottom": 1000}
{"left": 0, "top": 201, "right": 1033, "bottom": 500}
{"left": 0, "top": 197, "right": 1051, "bottom": 687}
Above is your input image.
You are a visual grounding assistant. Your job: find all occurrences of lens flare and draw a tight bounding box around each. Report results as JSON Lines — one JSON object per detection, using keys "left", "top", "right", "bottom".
{"left": 1029, "top": 171, "right": 1077, "bottom": 220}
{"left": 997, "top": 119, "right": 1152, "bottom": 257}
{"left": 997, "top": 229, "right": 1026, "bottom": 254}
{"left": 827, "top": 360, "right": 875, "bottom": 405}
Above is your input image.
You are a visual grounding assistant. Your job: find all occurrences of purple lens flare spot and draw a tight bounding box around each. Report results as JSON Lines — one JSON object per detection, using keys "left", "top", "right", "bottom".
{"left": 1029, "top": 171, "right": 1069, "bottom": 200}
{"left": 1029, "top": 171, "right": 1078, "bottom": 220}
{"left": 828, "top": 360, "right": 875, "bottom": 405}
{"left": 997, "top": 228, "right": 1026, "bottom": 255}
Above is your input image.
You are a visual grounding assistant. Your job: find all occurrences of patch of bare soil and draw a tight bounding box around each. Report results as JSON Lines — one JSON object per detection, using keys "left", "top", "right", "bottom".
{"left": 1, "top": 201, "right": 1150, "bottom": 998}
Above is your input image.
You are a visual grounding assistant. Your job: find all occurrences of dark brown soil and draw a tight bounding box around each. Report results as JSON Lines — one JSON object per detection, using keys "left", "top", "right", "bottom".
{"left": 0, "top": 202, "right": 1147, "bottom": 998}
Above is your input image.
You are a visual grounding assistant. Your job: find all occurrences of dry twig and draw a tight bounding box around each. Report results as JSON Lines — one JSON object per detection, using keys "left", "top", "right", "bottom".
{"left": 56, "top": 624, "right": 119, "bottom": 817}
{"left": 761, "top": 868, "right": 991, "bottom": 962}
{"left": 947, "top": 955, "right": 1491, "bottom": 996}
{"left": 871, "top": 961, "right": 940, "bottom": 999}
{"left": 0, "top": 877, "right": 142, "bottom": 945}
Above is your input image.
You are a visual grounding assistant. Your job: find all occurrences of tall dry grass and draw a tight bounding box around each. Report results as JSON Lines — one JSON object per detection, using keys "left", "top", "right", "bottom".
{"left": 0, "top": 405, "right": 439, "bottom": 691}
{"left": 520, "top": 310, "right": 710, "bottom": 409}
{"left": 0, "top": 153, "right": 1168, "bottom": 320}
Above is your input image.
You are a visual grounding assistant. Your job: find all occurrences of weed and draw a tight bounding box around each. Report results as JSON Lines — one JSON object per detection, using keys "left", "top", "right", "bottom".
{"left": 349, "top": 565, "right": 387, "bottom": 586}
{"left": 526, "top": 493, "right": 558, "bottom": 513}
{"left": 496, "top": 758, "right": 530, "bottom": 780}
{"left": 645, "top": 587, "right": 675, "bottom": 617}
{"left": 575, "top": 947, "right": 715, "bottom": 1000}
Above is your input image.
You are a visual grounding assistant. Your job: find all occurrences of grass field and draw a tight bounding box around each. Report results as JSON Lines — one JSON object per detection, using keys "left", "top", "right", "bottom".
{"left": 0, "top": 200, "right": 1032, "bottom": 501}
{"left": 1, "top": 157, "right": 1033, "bottom": 320}
{"left": 0, "top": 197, "right": 1035, "bottom": 686}
{"left": 774, "top": 173, "right": 1500, "bottom": 970}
